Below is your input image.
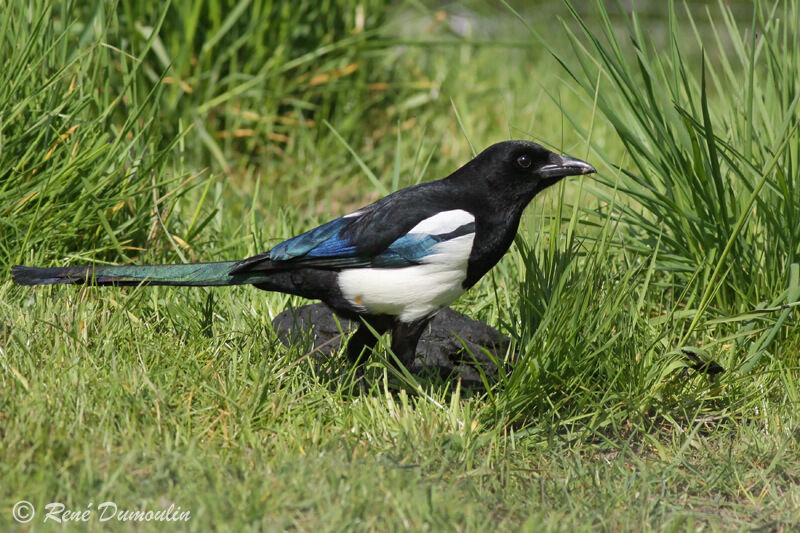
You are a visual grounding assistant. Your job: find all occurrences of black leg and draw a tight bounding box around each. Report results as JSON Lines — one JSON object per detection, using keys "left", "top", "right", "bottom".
{"left": 346, "top": 317, "right": 391, "bottom": 367}
{"left": 390, "top": 317, "right": 432, "bottom": 372}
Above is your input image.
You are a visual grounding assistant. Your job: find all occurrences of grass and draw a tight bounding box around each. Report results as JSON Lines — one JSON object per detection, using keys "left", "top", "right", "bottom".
{"left": 2, "top": 0, "right": 800, "bottom": 531}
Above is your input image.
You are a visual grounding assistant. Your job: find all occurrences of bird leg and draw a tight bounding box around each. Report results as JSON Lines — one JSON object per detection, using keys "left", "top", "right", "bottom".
{"left": 346, "top": 317, "right": 390, "bottom": 368}
{"left": 389, "top": 317, "right": 432, "bottom": 372}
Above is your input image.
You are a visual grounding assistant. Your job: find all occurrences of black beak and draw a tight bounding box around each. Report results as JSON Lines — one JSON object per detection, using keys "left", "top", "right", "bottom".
{"left": 539, "top": 154, "right": 596, "bottom": 180}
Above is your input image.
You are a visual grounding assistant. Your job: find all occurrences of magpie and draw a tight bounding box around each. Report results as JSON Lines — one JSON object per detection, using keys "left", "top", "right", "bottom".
{"left": 12, "top": 140, "right": 595, "bottom": 373}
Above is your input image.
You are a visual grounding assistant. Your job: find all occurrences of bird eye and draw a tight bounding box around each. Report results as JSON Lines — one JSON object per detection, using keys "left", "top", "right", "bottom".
{"left": 516, "top": 154, "right": 531, "bottom": 168}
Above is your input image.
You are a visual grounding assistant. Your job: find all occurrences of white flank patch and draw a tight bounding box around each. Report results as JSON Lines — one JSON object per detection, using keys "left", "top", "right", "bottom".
{"left": 408, "top": 209, "right": 474, "bottom": 235}
{"left": 337, "top": 233, "right": 475, "bottom": 322}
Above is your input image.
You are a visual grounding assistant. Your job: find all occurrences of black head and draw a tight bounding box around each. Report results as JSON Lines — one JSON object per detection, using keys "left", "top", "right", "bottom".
{"left": 454, "top": 140, "right": 596, "bottom": 205}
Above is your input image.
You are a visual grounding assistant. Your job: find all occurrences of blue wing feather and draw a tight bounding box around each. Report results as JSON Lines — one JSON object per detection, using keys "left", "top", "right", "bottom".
{"left": 269, "top": 217, "right": 353, "bottom": 261}
{"left": 267, "top": 210, "right": 474, "bottom": 269}
{"left": 305, "top": 235, "right": 357, "bottom": 257}
{"left": 371, "top": 234, "right": 443, "bottom": 267}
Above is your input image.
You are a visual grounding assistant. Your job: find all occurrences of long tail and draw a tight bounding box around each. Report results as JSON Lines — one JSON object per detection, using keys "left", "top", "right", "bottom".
{"left": 11, "top": 261, "right": 277, "bottom": 287}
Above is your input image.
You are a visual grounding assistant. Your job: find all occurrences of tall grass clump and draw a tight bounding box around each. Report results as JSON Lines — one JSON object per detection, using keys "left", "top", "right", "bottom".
{"left": 554, "top": 0, "right": 799, "bottom": 318}
{"left": 0, "top": 1, "right": 194, "bottom": 269}
{"left": 548, "top": 1, "right": 800, "bottom": 359}
{"left": 1, "top": 0, "right": 396, "bottom": 269}
{"left": 113, "top": 0, "right": 394, "bottom": 167}
{"left": 495, "top": 198, "right": 723, "bottom": 431}
{"left": 497, "top": 0, "right": 800, "bottom": 428}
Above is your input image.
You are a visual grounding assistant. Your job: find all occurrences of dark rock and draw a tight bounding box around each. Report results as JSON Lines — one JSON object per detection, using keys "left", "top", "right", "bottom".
{"left": 271, "top": 304, "right": 510, "bottom": 383}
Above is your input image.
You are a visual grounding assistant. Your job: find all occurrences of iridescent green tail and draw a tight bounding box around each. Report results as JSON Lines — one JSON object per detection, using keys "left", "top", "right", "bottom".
{"left": 11, "top": 261, "right": 274, "bottom": 287}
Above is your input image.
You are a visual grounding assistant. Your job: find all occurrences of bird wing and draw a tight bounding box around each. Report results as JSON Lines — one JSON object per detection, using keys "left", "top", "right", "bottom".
{"left": 231, "top": 191, "right": 475, "bottom": 273}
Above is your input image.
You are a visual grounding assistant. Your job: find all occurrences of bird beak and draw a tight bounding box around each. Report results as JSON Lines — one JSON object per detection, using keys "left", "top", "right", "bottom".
{"left": 539, "top": 154, "right": 596, "bottom": 180}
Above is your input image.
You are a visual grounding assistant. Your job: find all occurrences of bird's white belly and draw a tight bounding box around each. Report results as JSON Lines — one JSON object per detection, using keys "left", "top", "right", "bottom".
{"left": 337, "top": 233, "right": 474, "bottom": 322}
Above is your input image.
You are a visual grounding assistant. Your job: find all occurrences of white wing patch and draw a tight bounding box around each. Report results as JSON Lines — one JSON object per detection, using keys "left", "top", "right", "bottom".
{"left": 337, "top": 219, "right": 475, "bottom": 322}
{"left": 408, "top": 209, "right": 474, "bottom": 235}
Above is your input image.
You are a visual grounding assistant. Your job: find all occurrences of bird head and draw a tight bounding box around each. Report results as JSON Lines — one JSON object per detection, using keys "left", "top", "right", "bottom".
{"left": 458, "top": 140, "right": 596, "bottom": 204}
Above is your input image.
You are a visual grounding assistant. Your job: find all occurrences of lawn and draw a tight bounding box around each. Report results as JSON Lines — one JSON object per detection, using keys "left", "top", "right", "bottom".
{"left": 2, "top": 0, "right": 799, "bottom": 531}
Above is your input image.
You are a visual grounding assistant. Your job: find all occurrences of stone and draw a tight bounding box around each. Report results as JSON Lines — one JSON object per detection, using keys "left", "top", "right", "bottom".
{"left": 271, "top": 304, "right": 510, "bottom": 383}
